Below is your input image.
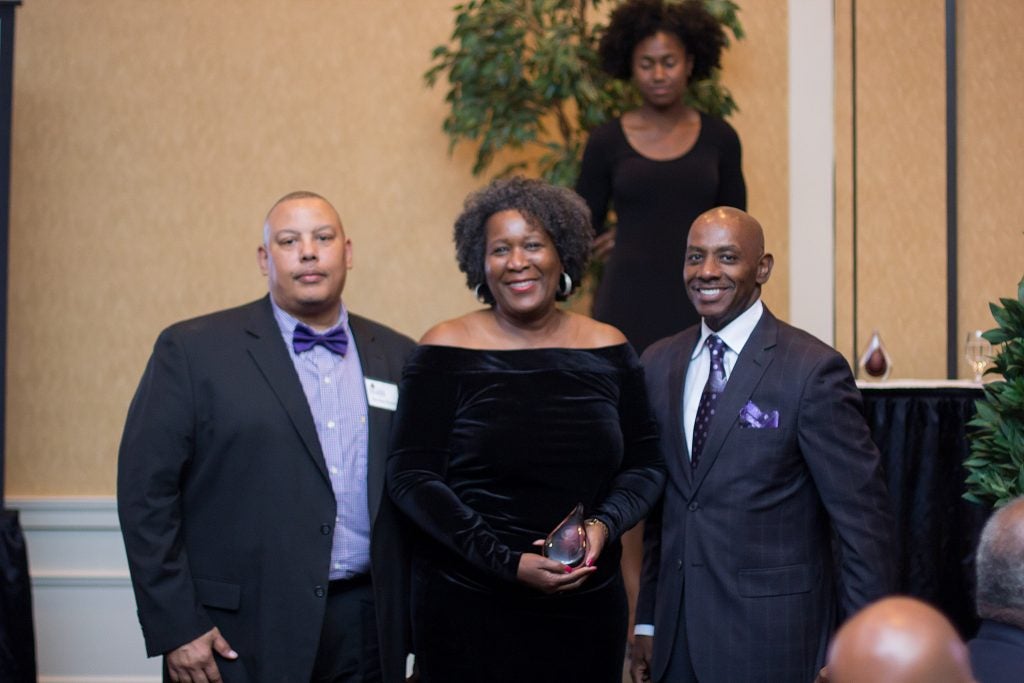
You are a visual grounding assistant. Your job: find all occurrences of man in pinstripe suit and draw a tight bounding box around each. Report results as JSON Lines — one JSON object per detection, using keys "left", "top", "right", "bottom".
{"left": 630, "top": 207, "right": 895, "bottom": 683}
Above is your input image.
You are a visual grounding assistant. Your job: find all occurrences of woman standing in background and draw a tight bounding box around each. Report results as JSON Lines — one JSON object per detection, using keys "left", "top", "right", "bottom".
{"left": 576, "top": 0, "right": 745, "bottom": 355}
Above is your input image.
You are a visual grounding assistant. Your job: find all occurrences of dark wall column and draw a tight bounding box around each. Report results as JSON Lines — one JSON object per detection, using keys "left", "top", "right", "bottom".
{"left": 0, "top": 0, "right": 18, "bottom": 506}
{"left": 0, "top": 4, "right": 36, "bottom": 682}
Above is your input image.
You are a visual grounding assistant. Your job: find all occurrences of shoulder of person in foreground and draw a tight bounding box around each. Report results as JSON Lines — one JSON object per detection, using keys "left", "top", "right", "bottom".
{"left": 349, "top": 311, "right": 416, "bottom": 348}
{"left": 769, "top": 313, "right": 854, "bottom": 367}
{"left": 417, "top": 313, "right": 483, "bottom": 347}
{"left": 571, "top": 313, "right": 627, "bottom": 348}
{"left": 640, "top": 325, "right": 696, "bottom": 368}
{"left": 159, "top": 298, "right": 267, "bottom": 341}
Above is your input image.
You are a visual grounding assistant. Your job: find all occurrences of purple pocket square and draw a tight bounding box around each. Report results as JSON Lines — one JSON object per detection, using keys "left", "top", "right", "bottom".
{"left": 739, "top": 400, "right": 779, "bottom": 429}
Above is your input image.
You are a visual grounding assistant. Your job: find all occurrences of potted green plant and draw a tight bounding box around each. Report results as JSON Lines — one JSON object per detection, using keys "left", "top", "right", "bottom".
{"left": 964, "top": 276, "right": 1024, "bottom": 508}
{"left": 425, "top": 0, "right": 743, "bottom": 187}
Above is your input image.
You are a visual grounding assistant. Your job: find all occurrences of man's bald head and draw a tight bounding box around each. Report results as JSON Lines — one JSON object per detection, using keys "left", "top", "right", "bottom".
{"left": 684, "top": 206, "right": 773, "bottom": 331}
{"left": 690, "top": 206, "right": 766, "bottom": 253}
{"left": 826, "top": 597, "right": 975, "bottom": 683}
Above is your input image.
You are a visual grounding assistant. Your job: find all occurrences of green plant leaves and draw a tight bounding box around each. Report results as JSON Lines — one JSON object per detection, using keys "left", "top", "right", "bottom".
{"left": 965, "top": 275, "right": 1024, "bottom": 508}
{"left": 426, "top": 0, "right": 744, "bottom": 185}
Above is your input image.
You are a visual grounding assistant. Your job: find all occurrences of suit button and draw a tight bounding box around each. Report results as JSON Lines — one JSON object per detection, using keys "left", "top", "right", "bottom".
{"left": 688, "top": 502, "right": 699, "bottom": 512}
{"left": 314, "top": 585, "right": 325, "bottom": 598}
{"left": 676, "top": 559, "right": 683, "bottom": 570}
{"left": 320, "top": 524, "right": 332, "bottom": 535}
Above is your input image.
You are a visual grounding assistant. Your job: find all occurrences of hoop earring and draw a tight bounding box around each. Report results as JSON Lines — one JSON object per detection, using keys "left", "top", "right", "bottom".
{"left": 474, "top": 283, "right": 490, "bottom": 304}
{"left": 558, "top": 272, "right": 573, "bottom": 297}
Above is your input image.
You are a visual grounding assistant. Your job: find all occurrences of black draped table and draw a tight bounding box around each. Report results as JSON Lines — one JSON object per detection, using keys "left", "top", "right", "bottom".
{"left": 857, "top": 379, "right": 992, "bottom": 637}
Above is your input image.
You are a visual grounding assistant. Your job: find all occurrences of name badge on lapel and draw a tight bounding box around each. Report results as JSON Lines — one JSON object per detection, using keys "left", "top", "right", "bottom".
{"left": 364, "top": 378, "right": 399, "bottom": 411}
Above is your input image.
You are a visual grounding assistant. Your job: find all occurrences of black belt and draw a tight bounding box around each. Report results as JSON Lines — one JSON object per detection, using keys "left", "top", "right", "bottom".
{"left": 328, "top": 574, "right": 371, "bottom": 594}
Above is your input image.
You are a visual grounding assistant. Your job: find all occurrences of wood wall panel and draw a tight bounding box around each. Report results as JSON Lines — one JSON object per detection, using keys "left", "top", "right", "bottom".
{"left": 835, "top": 0, "right": 948, "bottom": 379}
{"left": 957, "top": 0, "right": 1024, "bottom": 374}
{"left": 723, "top": 3, "right": 789, "bottom": 317}
{"left": 7, "top": 1, "right": 482, "bottom": 495}
{"left": 834, "top": 0, "right": 855, "bottom": 363}
{"left": 835, "top": 1, "right": 1023, "bottom": 379}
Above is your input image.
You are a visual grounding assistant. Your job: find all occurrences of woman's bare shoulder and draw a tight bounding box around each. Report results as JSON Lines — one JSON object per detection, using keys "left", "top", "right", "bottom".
{"left": 568, "top": 313, "right": 627, "bottom": 347}
{"left": 419, "top": 311, "right": 490, "bottom": 347}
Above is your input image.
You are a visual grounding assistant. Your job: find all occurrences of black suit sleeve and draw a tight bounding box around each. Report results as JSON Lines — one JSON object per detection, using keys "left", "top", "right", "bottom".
{"left": 798, "top": 351, "right": 896, "bottom": 617}
{"left": 117, "top": 327, "right": 213, "bottom": 656}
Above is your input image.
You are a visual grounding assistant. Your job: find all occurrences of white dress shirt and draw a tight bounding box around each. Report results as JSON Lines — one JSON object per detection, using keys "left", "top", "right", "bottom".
{"left": 682, "top": 299, "right": 764, "bottom": 458}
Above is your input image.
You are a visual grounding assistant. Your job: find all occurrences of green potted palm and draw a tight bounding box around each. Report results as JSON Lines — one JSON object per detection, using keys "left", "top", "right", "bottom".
{"left": 963, "top": 276, "right": 1024, "bottom": 508}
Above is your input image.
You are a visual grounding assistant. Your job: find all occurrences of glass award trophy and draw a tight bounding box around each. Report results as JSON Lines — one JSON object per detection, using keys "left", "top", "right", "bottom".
{"left": 542, "top": 502, "right": 587, "bottom": 567}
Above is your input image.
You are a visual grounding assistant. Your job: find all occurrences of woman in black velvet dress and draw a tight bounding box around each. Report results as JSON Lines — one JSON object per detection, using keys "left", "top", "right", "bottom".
{"left": 387, "top": 177, "right": 665, "bottom": 683}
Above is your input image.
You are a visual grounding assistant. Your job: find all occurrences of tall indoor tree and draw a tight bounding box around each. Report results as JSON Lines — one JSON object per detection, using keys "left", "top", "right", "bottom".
{"left": 426, "top": 0, "right": 743, "bottom": 188}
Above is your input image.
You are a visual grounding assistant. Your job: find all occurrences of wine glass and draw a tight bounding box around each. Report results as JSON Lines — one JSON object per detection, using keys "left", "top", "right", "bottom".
{"left": 965, "top": 330, "right": 992, "bottom": 383}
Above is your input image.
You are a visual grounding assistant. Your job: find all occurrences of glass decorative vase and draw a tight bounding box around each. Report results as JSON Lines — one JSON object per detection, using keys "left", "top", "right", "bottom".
{"left": 858, "top": 330, "right": 892, "bottom": 381}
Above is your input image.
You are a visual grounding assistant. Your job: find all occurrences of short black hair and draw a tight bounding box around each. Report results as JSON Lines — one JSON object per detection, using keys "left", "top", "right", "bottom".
{"left": 453, "top": 177, "right": 593, "bottom": 304}
{"left": 599, "top": 0, "right": 727, "bottom": 83}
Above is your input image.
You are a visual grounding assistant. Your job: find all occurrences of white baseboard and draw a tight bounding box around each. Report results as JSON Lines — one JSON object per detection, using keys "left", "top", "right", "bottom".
{"left": 41, "top": 679, "right": 159, "bottom": 683}
{"left": 8, "top": 497, "right": 161, "bottom": 683}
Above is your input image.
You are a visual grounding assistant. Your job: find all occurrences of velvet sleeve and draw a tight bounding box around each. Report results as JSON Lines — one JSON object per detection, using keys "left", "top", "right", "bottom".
{"left": 588, "top": 361, "right": 666, "bottom": 541}
{"left": 714, "top": 118, "right": 747, "bottom": 211}
{"left": 575, "top": 121, "right": 615, "bottom": 235}
{"left": 386, "top": 350, "right": 522, "bottom": 583}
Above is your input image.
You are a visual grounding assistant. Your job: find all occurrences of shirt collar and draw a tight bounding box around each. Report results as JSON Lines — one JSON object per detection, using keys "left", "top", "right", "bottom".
{"left": 691, "top": 299, "right": 764, "bottom": 360}
{"left": 269, "top": 297, "right": 348, "bottom": 338}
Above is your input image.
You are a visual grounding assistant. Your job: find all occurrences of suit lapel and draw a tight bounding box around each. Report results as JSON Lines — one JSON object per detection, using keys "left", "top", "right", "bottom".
{"left": 691, "top": 310, "right": 779, "bottom": 491}
{"left": 349, "top": 314, "right": 389, "bottom": 524}
{"left": 243, "top": 297, "right": 331, "bottom": 485}
{"left": 666, "top": 328, "right": 700, "bottom": 491}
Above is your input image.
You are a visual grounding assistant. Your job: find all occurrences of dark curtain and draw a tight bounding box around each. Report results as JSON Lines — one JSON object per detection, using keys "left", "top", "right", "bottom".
{"left": 859, "top": 386, "right": 992, "bottom": 638}
{"left": 0, "top": 509, "right": 35, "bottom": 681}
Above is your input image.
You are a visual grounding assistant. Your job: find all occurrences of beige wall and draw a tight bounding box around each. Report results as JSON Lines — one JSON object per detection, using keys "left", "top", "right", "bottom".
{"left": 834, "top": 0, "right": 1024, "bottom": 376}
{"left": 958, "top": 1, "right": 1024, "bottom": 353}
{"left": 5, "top": 1, "right": 783, "bottom": 495}
{"left": 724, "top": 2, "right": 789, "bottom": 316}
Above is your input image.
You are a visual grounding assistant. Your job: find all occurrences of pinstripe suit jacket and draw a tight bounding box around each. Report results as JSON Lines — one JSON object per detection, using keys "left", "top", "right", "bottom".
{"left": 637, "top": 307, "right": 894, "bottom": 683}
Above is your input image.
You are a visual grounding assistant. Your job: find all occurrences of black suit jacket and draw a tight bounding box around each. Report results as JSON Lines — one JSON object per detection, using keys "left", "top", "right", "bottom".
{"left": 117, "top": 296, "right": 415, "bottom": 683}
{"left": 968, "top": 619, "right": 1024, "bottom": 683}
{"left": 637, "top": 307, "right": 894, "bottom": 682}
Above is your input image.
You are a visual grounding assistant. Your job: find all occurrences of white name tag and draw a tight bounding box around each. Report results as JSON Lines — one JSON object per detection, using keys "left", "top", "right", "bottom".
{"left": 364, "top": 378, "right": 399, "bottom": 411}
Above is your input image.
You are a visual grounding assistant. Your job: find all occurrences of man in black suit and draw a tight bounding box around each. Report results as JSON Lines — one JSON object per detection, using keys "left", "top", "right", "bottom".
{"left": 118, "top": 191, "right": 415, "bottom": 682}
{"left": 630, "top": 207, "right": 895, "bottom": 682}
{"left": 968, "top": 496, "right": 1024, "bottom": 683}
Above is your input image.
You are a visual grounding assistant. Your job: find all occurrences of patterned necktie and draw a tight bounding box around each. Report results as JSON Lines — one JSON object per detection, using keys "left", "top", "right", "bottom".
{"left": 292, "top": 323, "right": 348, "bottom": 356}
{"left": 691, "top": 335, "right": 727, "bottom": 469}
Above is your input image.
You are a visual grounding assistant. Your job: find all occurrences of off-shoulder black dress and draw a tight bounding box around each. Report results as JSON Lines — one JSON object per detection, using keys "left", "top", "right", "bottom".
{"left": 387, "top": 344, "right": 665, "bottom": 683}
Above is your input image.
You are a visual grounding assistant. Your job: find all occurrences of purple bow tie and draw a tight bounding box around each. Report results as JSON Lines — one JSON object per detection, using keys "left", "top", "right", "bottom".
{"left": 292, "top": 323, "right": 348, "bottom": 356}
